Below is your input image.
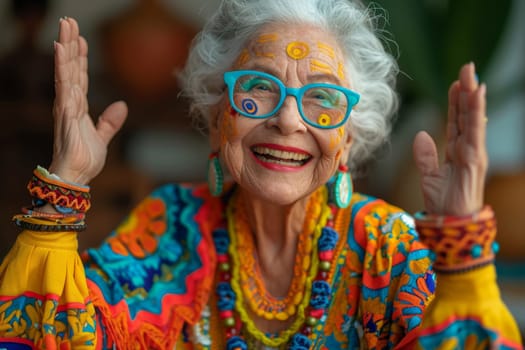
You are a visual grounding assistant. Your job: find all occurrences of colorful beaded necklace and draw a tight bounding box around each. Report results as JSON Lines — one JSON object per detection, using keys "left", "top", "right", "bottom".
{"left": 233, "top": 187, "right": 323, "bottom": 323}
{"left": 212, "top": 186, "right": 341, "bottom": 350}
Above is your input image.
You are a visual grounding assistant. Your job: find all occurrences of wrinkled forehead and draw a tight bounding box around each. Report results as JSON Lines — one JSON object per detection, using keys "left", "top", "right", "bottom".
{"left": 236, "top": 22, "right": 348, "bottom": 82}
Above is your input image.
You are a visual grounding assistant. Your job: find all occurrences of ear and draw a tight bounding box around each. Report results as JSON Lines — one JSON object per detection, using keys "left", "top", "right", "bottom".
{"left": 208, "top": 102, "right": 223, "bottom": 150}
{"left": 339, "top": 127, "right": 353, "bottom": 165}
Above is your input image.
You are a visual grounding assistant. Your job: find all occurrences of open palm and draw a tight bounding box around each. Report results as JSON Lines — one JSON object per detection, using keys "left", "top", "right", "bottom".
{"left": 413, "top": 63, "right": 488, "bottom": 216}
{"left": 48, "top": 17, "right": 127, "bottom": 185}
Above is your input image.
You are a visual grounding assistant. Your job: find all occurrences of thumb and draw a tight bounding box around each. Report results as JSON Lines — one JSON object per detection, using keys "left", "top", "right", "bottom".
{"left": 96, "top": 100, "right": 128, "bottom": 145}
{"left": 413, "top": 131, "right": 439, "bottom": 176}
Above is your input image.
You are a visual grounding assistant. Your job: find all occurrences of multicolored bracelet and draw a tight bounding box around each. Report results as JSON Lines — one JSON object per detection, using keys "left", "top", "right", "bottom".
{"left": 27, "top": 166, "right": 91, "bottom": 212}
{"left": 414, "top": 206, "right": 498, "bottom": 273}
{"left": 12, "top": 214, "right": 87, "bottom": 232}
{"left": 21, "top": 207, "right": 86, "bottom": 222}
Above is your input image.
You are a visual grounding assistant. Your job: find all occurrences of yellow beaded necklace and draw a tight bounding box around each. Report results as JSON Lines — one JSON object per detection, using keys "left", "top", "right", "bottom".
{"left": 227, "top": 187, "right": 331, "bottom": 347}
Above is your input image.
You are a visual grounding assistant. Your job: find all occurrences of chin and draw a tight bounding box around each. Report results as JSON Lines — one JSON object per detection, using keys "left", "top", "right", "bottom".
{"left": 241, "top": 179, "right": 317, "bottom": 206}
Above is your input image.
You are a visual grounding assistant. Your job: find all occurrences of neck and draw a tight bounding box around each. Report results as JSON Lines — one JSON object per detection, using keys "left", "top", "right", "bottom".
{"left": 236, "top": 188, "right": 312, "bottom": 295}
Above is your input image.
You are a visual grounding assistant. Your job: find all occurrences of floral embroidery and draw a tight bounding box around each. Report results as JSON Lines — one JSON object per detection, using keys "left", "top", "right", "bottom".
{"left": 0, "top": 294, "right": 96, "bottom": 348}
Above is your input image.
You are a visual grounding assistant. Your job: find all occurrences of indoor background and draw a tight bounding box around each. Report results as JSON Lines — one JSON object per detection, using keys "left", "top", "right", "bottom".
{"left": 0, "top": 0, "right": 523, "bottom": 337}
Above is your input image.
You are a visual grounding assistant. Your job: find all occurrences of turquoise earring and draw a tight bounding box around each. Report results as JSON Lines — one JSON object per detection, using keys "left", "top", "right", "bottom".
{"left": 331, "top": 164, "right": 352, "bottom": 209}
{"left": 207, "top": 152, "right": 223, "bottom": 196}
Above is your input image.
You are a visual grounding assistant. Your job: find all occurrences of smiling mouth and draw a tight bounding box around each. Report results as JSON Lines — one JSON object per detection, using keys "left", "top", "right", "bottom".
{"left": 251, "top": 146, "right": 312, "bottom": 167}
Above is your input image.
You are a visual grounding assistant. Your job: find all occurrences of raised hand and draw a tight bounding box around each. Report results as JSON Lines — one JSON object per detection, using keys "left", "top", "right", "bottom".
{"left": 48, "top": 17, "right": 127, "bottom": 185}
{"left": 413, "top": 62, "right": 488, "bottom": 216}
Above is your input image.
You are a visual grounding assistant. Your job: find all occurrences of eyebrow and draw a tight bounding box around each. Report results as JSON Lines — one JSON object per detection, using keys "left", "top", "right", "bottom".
{"left": 306, "top": 73, "right": 342, "bottom": 86}
{"left": 240, "top": 63, "right": 282, "bottom": 79}
{"left": 236, "top": 64, "right": 344, "bottom": 87}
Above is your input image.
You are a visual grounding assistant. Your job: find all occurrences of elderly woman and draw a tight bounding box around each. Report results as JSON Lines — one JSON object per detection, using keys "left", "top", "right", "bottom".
{"left": 0, "top": 0, "right": 522, "bottom": 349}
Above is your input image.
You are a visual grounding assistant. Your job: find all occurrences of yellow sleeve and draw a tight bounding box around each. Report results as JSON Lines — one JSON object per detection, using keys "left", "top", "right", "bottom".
{"left": 0, "top": 230, "right": 97, "bottom": 348}
{"left": 416, "top": 264, "right": 523, "bottom": 349}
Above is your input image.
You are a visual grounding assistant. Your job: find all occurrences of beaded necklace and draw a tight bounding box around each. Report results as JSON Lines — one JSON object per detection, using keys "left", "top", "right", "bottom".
{"left": 211, "top": 186, "right": 341, "bottom": 350}
{"left": 234, "top": 187, "right": 323, "bottom": 323}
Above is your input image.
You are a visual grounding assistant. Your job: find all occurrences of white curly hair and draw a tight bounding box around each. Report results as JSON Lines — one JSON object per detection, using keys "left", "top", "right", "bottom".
{"left": 178, "top": 0, "right": 399, "bottom": 172}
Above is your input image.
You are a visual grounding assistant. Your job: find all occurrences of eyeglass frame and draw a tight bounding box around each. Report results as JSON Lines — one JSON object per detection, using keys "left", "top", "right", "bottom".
{"left": 223, "top": 70, "right": 360, "bottom": 129}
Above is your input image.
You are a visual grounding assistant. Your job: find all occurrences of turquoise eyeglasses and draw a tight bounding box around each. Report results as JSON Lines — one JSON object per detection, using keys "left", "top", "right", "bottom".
{"left": 223, "top": 70, "right": 360, "bottom": 129}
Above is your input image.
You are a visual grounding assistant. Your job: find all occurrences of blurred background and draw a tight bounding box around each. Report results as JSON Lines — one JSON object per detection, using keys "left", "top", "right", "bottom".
{"left": 0, "top": 0, "right": 523, "bottom": 336}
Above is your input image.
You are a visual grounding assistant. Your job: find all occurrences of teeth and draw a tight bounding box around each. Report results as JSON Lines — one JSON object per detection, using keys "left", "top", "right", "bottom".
{"left": 252, "top": 147, "right": 309, "bottom": 161}
{"left": 252, "top": 146, "right": 311, "bottom": 166}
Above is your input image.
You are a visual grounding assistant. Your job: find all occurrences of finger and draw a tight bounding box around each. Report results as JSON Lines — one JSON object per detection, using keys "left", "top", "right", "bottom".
{"left": 413, "top": 131, "right": 439, "bottom": 176}
{"left": 459, "top": 62, "right": 478, "bottom": 93}
{"left": 79, "top": 36, "right": 89, "bottom": 93}
{"left": 464, "top": 83, "right": 487, "bottom": 148}
{"left": 66, "top": 18, "right": 82, "bottom": 86}
{"left": 55, "top": 18, "right": 72, "bottom": 84}
{"left": 54, "top": 41, "right": 70, "bottom": 112}
{"left": 447, "top": 80, "right": 460, "bottom": 138}
{"left": 58, "top": 17, "right": 71, "bottom": 45}
{"left": 96, "top": 101, "right": 128, "bottom": 145}
{"left": 66, "top": 17, "right": 79, "bottom": 59}
{"left": 458, "top": 62, "right": 478, "bottom": 133}
{"left": 67, "top": 17, "right": 79, "bottom": 41}
{"left": 444, "top": 80, "right": 460, "bottom": 162}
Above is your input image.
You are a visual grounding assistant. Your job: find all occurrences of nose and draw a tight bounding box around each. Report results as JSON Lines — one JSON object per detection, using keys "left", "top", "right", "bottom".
{"left": 266, "top": 95, "right": 307, "bottom": 135}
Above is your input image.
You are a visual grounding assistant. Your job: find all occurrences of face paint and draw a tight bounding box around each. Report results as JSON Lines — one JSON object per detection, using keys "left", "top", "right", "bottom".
{"left": 220, "top": 107, "right": 238, "bottom": 147}
{"left": 257, "top": 33, "right": 278, "bottom": 43}
{"left": 317, "top": 42, "right": 336, "bottom": 59}
{"left": 253, "top": 33, "right": 278, "bottom": 58}
{"left": 329, "top": 126, "right": 345, "bottom": 151}
{"left": 241, "top": 98, "right": 258, "bottom": 115}
{"left": 317, "top": 113, "right": 332, "bottom": 127}
{"left": 335, "top": 150, "right": 342, "bottom": 162}
{"left": 337, "top": 62, "right": 346, "bottom": 81}
{"left": 237, "top": 49, "right": 251, "bottom": 67}
{"left": 310, "top": 59, "right": 334, "bottom": 75}
{"left": 286, "top": 41, "right": 310, "bottom": 60}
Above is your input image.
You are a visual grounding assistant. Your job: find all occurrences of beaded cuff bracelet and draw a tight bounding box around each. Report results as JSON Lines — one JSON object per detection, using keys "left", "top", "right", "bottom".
{"left": 12, "top": 214, "right": 87, "bottom": 232}
{"left": 27, "top": 166, "right": 91, "bottom": 212}
{"left": 415, "top": 206, "right": 498, "bottom": 273}
{"left": 21, "top": 207, "right": 86, "bottom": 221}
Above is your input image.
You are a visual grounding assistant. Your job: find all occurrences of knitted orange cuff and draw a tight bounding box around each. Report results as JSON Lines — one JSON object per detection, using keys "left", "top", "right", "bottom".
{"left": 415, "top": 206, "right": 498, "bottom": 273}
{"left": 27, "top": 166, "right": 91, "bottom": 212}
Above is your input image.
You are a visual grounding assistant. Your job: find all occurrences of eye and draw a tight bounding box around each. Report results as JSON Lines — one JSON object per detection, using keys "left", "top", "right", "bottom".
{"left": 240, "top": 77, "right": 274, "bottom": 92}
{"left": 307, "top": 88, "right": 341, "bottom": 108}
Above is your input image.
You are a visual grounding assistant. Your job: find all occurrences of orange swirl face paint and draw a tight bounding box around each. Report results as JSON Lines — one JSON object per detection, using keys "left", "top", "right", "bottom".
{"left": 286, "top": 41, "right": 310, "bottom": 60}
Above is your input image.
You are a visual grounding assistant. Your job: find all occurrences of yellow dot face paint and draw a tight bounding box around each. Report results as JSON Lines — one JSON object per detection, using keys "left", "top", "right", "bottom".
{"left": 286, "top": 41, "right": 310, "bottom": 60}
{"left": 317, "top": 113, "right": 332, "bottom": 127}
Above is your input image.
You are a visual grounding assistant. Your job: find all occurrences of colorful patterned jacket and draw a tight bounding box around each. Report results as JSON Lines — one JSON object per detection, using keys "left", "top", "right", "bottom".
{"left": 0, "top": 183, "right": 522, "bottom": 349}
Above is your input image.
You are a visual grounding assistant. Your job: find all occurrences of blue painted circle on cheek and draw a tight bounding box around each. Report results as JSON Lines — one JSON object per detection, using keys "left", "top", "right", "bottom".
{"left": 241, "top": 98, "right": 258, "bottom": 115}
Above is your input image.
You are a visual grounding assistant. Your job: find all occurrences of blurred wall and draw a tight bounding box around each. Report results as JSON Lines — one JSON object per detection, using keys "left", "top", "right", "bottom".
{"left": 0, "top": 0, "right": 523, "bottom": 256}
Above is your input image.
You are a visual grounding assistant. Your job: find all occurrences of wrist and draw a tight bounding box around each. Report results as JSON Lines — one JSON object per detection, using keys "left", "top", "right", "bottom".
{"left": 48, "top": 163, "right": 92, "bottom": 186}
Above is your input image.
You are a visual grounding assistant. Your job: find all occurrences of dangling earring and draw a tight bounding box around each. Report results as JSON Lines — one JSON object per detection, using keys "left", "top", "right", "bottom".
{"left": 208, "top": 152, "right": 223, "bottom": 196}
{"left": 331, "top": 164, "right": 353, "bottom": 209}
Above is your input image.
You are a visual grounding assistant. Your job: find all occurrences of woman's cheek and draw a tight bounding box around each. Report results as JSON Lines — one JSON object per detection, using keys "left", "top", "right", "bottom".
{"left": 220, "top": 107, "right": 239, "bottom": 147}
